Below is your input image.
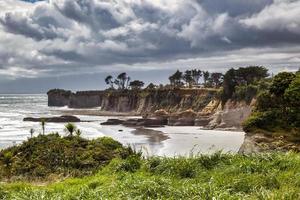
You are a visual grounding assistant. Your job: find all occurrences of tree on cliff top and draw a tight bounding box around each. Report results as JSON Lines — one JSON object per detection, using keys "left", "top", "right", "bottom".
{"left": 183, "top": 70, "right": 194, "bottom": 88}
{"left": 105, "top": 75, "right": 114, "bottom": 89}
{"left": 117, "top": 73, "right": 131, "bottom": 90}
{"left": 236, "top": 66, "right": 269, "bottom": 85}
{"left": 129, "top": 80, "right": 145, "bottom": 90}
{"left": 221, "top": 66, "right": 269, "bottom": 102}
{"left": 191, "top": 69, "right": 202, "bottom": 85}
{"left": 203, "top": 71, "right": 210, "bottom": 85}
{"left": 169, "top": 70, "right": 183, "bottom": 88}
{"left": 211, "top": 72, "right": 224, "bottom": 88}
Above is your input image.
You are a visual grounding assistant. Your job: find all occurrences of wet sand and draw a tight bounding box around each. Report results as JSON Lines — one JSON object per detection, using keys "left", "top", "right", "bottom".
{"left": 132, "top": 128, "right": 170, "bottom": 144}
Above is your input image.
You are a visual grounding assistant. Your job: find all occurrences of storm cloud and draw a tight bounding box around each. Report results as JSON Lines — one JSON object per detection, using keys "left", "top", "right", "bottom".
{"left": 0, "top": 0, "right": 299, "bottom": 92}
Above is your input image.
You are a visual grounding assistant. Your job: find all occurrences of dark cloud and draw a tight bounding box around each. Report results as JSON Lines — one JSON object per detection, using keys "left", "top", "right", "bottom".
{"left": 0, "top": 0, "right": 299, "bottom": 92}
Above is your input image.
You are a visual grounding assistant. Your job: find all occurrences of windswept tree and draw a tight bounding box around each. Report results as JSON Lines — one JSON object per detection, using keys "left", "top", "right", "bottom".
{"left": 105, "top": 75, "right": 114, "bottom": 89}
{"left": 203, "top": 71, "right": 210, "bottom": 85}
{"left": 211, "top": 72, "right": 224, "bottom": 88}
{"left": 146, "top": 83, "right": 156, "bottom": 90}
{"left": 236, "top": 66, "right": 269, "bottom": 85}
{"left": 117, "top": 72, "right": 130, "bottom": 90}
{"left": 114, "top": 79, "right": 120, "bottom": 89}
{"left": 222, "top": 68, "right": 237, "bottom": 102}
{"left": 129, "top": 80, "right": 145, "bottom": 90}
{"left": 183, "top": 70, "right": 194, "bottom": 88}
{"left": 169, "top": 70, "right": 183, "bottom": 88}
{"left": 191, "top": 69, "right": 202, "bottom": 85}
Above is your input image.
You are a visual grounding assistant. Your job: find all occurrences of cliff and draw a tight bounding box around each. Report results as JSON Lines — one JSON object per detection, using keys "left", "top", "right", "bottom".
{"left": 48, "top": 88, "right": 217, "bottom": 112}
{"left": 47, "top": 88, "right": 254, "bottom": 129}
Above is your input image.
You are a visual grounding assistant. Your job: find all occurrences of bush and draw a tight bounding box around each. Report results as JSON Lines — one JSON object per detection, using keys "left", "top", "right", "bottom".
{"left": 0, "top": 134, "right": 136, "bottom": 180}
{"left": 242, "top": 111, "right": 279, "bottom": 132}
{"left": 118, "top": 155, "right": 142, "bottom": 173}
{"left": 233, "top": 84, "right": 258, "bottom": 104}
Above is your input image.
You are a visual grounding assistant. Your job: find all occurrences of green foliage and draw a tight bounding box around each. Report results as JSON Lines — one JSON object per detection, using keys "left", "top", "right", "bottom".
{"left": 169, "top": 70, "right": 183, "bottom": 88}
{"left": 2, "top": 152, "right": 300, "bottom": 199}
{"left": 221, "top": 66, "right": 268, "bottom": 103}
{"left": 129, "top": 80, "right": 144, "bottom": 90}
{"left": 284, "top": 73, "right": 300, "bottom": 107}
{"left": 117, "top": 155, "right": 142, "bottom": 172}
{"left": 270, "top": 72, "right": 296, "bottom": 97}
{"left": 64, "top": 123, "right": 77, "bottom": 137}
{"left": 243, "top": 72, "right": 300, "bottom": 133}
{"left": 255, "top": 91, "right": 275, "bottom": 111}
{"left": 242, "top": 111, "right": 279, "bottom": 132}
{"left": 233, "top": 84, "right": 258, "bottom": 104}
{"left": 0, "top": 134, "right": 135, "bottom": 180}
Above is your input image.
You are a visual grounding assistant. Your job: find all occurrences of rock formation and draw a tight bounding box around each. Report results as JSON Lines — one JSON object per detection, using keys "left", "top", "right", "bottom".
{"left": 24, "top": 115, "right": 81, "bottom": 123}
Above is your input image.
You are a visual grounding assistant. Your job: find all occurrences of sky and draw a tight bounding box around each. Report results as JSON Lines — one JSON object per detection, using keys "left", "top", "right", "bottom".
{"left": 0, "top": 0, "right": 299, "bottom": 93}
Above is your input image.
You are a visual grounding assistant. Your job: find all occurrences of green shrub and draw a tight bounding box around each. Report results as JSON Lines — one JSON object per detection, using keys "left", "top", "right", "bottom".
{"left": 233, "top": 84, "right": 258, "bottom": 104}
{"left": 242, "top": 111, "right": 280, "bottom": 132}
{"left": 118, "top": 155, "right": 142, "bottom": 173}
{"left": 0, "top": 134, "right": 136, "bottom": 180}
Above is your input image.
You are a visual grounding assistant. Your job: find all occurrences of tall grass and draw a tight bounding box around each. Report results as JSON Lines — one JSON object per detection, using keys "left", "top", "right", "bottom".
{"left": 2, "top": 152, "right": 300, "bottom": 199}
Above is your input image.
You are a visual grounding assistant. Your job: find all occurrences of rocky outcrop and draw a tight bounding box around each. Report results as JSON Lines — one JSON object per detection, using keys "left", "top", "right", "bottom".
{"left": 47, "top": 89, "right": 72, "bottom": 107}
{"left": 101, "top": 117, "right": 166, "bottom": 128}
{"left": 24, "top": 115, "right": 81, "bottom": 123}
{"left": 168, "top": 109, "right": 197, "bottom": 126}
{"left": 207, "top": 99, "right": 254, "bottom": 130}
{"left": 238, "top": 133, "right": 300, "bottom": 154}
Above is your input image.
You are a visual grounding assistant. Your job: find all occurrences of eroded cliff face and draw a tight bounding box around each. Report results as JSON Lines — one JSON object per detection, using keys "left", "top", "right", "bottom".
{"left": 47, "top": 89, "right": 254, "bottom": 129}
{"left": 207, "top": 99, "right": 255, "bottom": 130}
{"left": 48, "top": 89, "right": 216, "bottom": 113}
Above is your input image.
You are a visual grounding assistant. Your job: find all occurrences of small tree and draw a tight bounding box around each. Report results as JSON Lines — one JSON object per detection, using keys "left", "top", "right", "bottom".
{"left": 29, "top": 128, "right": 35, "bottom": 138}
{"left": 211, "top": 72, "right": 224, "bottom": 88}
{"left": 183, "top": 70, "right": 194, "bottom": 88}
{"left": 169, "top": 70, "right": 183, "bottom": 88}
{"left": 203, "top": 71, "right": 210, "bottom": 85}
{"left": 105, "top": 75, "right": 114, "bottom": 89}
{"left": 117, "top": 72, "right": 130, "bottom": 90}
{"left": 64, "top": 123, "right": 77, "bottom": 137}
{"left": 146, "top": 83, "right": 156, "bottom": 90}
{"left": 41, "top": 119, "right": 46, "bottom": 135}
{"left": 129, "top": 80, "right": 145, "bottom": 90}
{"left": 75, "top": 129, "right": 82, "bottom": 137}
{"left": 191, "top": 69, "right": 202, "bottom": 85}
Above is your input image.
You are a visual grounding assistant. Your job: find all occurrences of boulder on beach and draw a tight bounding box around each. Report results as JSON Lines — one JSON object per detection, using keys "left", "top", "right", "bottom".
{"left": 153, "top": 109, "right": 169, "bottom": 118}
{"left": 137, "top": 118, "right": 166, "bottom": 127}
{"left": 168, "top": 109, "right": 196, "bottom": 126}
{"left": 23, "top": 115, "right": 80, "bottom": 123}
{"left": 101, "top": 119, "right": 124, "bottom": 125}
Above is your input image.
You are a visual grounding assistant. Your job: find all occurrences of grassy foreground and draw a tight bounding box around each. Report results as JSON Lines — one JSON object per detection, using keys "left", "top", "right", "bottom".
{"left": 1, "top": 152, "right": 300, "bottom": 199}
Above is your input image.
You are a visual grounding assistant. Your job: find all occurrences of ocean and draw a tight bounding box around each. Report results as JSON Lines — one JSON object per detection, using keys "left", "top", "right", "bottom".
{"left": 0, "top": 94, "right": 245, "bottom": 156}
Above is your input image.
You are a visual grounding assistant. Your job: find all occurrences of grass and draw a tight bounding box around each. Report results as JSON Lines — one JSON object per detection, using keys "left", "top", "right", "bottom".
{"left": 1, "top": 152, "right": 300, "bottom": 199}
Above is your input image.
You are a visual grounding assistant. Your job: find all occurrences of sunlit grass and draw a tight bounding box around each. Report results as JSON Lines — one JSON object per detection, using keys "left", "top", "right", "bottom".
{"left": 1, "top": 152, "right": 300, "bottom": 199}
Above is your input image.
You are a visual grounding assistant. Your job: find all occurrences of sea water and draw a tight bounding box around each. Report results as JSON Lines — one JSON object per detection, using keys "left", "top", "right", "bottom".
{"left": 0, "top": 94, "right": 245, "bottom": 156}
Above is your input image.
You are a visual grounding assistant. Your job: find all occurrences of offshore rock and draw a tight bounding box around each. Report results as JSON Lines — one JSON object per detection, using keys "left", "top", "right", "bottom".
{"left": 23, "top": 115, "right": 80, "bottom": 123}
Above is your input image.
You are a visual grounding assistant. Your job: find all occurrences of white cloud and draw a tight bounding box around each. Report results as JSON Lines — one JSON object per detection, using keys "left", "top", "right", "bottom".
{"left": 241, "top": 0, "right": 300, "bottom": 34}
{"left": 0, "top": 0, "right": 299, "bottom": 82}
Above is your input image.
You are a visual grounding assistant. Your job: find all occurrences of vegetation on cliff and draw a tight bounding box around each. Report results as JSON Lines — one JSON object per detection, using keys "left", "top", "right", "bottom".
{"left": 1, "top": 152, "right": 300, "bottom": 199}
{"left": 243, "top": 71, "right": 300, "bottom": 136}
